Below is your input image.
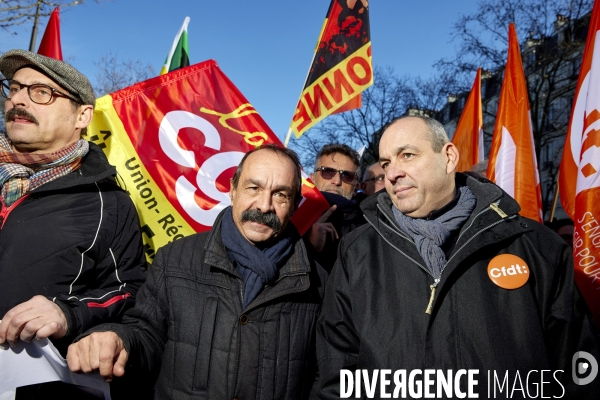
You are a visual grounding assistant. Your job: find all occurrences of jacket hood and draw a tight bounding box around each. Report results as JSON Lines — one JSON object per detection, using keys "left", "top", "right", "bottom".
{"left": 31, "top": 142, "right": 117, "bottom": 193}
{"left": 360, "top": 172, "right": 522, "bottom": 230}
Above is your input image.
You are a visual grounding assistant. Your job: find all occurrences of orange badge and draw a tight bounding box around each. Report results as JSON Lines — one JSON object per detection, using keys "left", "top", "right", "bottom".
{"left": 487, "top": 254, "right": 530, "bottom": 289}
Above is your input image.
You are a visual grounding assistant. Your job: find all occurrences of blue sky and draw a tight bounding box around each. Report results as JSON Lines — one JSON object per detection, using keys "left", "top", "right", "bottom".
{"left": 1, "top": 0, "right": 480, "bottom": 142}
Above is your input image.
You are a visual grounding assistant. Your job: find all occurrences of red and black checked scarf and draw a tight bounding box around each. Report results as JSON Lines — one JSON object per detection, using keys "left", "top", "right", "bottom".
{"left": 0, "top": 134, "right": 89, "bottom": 206}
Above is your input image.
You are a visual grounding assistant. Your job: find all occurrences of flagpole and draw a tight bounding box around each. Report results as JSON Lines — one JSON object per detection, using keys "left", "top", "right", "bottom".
{"left": 28, "top": 1, "right": 42, "bottom": 52}
{"left": 285, "top": 3, "right": 334, "bottom": 148}
{"left": 285, "top": 43, "right": 321, "bottom": 148}
{"left": 284, "top": 56, "right": 317, "bottom": 148}
{"left": 549, "top": 178, "right": 560, "bottom": 222}
{"left": 284, "top": 127, "right": 293, "bottom": 147}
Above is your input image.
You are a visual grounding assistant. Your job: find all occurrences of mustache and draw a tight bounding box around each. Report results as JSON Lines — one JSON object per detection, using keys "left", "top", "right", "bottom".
{"left": 5, "top": 107, "right": 39, "bottom": 125}
{"left": 241, "top": 209, "right": 282, "bottom": 233}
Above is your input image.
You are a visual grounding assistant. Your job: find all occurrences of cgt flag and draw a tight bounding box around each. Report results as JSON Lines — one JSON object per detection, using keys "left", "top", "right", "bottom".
{"left": 160, "top": 17, "right": 190, "bottom": 75}
{"left": 85, "top": 60, "right": 330, "bottom": 261}
{"left": 37, "top": 7, "right": 62, "bottom": 60}
{"left": 289, "top": 0, "right": 372, "bottom": 140}
{"left": 452, "top": 68, "right": 484, "bottom": 173}
{"left": 559, "top": 0, "right": 600, "bottom": 324}
{"left": 487, "top": 23, "right": 543, "bottom": 222}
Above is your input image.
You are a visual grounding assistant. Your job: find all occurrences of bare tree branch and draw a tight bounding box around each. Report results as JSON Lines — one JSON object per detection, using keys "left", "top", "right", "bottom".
{"left": 93, "top": 53, "right": 155, "bottom": 96}
{"left": 0, "top": 0, "right": 95, "bottom": 31}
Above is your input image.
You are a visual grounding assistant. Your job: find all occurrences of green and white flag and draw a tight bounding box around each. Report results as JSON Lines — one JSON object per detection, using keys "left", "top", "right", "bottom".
{"left": 160, "top": 17, "right": 190, "bottom": 75}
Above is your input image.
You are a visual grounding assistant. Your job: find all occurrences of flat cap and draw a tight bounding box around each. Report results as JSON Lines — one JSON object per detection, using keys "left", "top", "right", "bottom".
{"left": 0, "top": 49, "right": 95, "bottom": 106}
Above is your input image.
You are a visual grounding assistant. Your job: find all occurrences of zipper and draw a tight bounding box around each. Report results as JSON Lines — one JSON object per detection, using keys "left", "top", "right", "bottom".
{"left": 371, "top": 201, "right": 515, "bottom": 314}
{"left": 490, "top": 202, "right": 508, "bottom": 218}
{"left": 0, "top": 194, "right": 30, "bottom": 230}
{"left": 425, "top": 279, "right": 440, "bottom": 314}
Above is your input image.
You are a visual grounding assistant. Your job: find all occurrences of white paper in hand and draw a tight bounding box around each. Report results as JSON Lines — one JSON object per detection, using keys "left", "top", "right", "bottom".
{"left": 0, "top": 327, "right": 111, "bottom": 400}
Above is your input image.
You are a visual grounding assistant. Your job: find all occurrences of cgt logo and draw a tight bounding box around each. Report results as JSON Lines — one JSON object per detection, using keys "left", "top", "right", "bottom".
{"left": 158, "top": 110, "right": 246, "bottom": 227}
{"left": 572, "top": 351, "right": 598, "bottom": 385}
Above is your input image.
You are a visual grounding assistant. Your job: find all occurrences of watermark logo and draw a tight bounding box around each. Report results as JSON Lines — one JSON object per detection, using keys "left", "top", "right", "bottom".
{"left": 572, "top": 351, "right": 598, "bottom": 385}
{"left": 571, "top": 351, "right": 598, "bottom": 385}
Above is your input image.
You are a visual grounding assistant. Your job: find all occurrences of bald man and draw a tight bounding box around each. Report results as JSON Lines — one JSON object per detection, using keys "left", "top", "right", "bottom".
{"left": 314, "top": 115, "right": 599, "bottom": 399}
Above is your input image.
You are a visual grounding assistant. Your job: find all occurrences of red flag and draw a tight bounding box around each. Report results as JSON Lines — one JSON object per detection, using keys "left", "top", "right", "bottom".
{"left": 289, "top": 0, "right": 372, "bottom": 139}
{"left": 559, "top": 0, "right": 600, "bottom": 324}
{"left": 487, "top": 23, "right": 543, "bottom": 222}
{"left": 37, "top": 7, "right": 63, "bottom": 61}
{"left": 85, "top": 61, "right": 330, "bottom": 261}
{"left": 452, "top": 68, "right": 484, "bottom": 173}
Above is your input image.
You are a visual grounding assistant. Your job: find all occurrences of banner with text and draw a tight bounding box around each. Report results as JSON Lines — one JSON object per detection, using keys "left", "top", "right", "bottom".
{"left": 290, "top": 0, "right": 372, "bottom": 139}
{"left": 86, "top": 60, "right": 329, "bottom": 261}
{"left": 559, "top": 0, "right": 600, "bottom": 325}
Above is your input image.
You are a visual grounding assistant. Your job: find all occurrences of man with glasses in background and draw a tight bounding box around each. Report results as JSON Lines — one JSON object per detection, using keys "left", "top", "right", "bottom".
{"left": 360, "top": 162, "right": 386, "bottom": 196}
{"left": 306, "top": 144, "right": 365, "bottom": 272}
{"left": 0, "top": 50, "right": 145, "bottom": 396}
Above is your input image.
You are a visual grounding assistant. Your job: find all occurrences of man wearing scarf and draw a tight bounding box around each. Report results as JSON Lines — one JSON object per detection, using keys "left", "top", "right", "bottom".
{"left": 0, "top": 50, "right": 146, "bottom": 359}
{"left": 67, "top": 145, "right": 328, "bottom": 400}
{"left": 315, "top": 116, "right": 600, "bottom": 399}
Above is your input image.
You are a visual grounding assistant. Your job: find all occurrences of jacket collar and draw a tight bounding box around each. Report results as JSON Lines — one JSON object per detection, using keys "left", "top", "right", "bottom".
{"left": 361, "top": 173, "right": 530, "bottom": 276}
{"left": 361, "top": 173, "right": 533, "bottom": 314}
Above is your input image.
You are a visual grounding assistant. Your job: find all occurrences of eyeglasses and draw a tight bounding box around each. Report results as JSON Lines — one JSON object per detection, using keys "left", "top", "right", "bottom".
{"left": 363, "top": 174, "right": 385, "bottom": 183}
{"left": 0, "top": 79, "right": 80, "bottom": 105}
{"left": 315, "top": 166, "right": 358, "bottom": 184}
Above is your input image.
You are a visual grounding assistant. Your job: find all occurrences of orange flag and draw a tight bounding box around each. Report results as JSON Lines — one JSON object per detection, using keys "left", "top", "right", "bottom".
{"left": 559, "top": 0, "right": 600, "bottom": 324}
{"left": 452, "top": 68, "right": 484, "bottom": 173}
{"left": 37, "top": 7, "right": 63, "bottom": 61}
{"left": 287, "top": 0, "right": 372, "bottom": 142}
{"left": 487, "top": 23, "right": 543, "bottom": 222}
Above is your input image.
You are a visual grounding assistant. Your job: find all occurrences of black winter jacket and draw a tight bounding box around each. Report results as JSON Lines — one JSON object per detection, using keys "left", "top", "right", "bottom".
{"left": 315, "top": 174, "right": 600, "bottom": 399}
{"left": 0, "top": 143, "right": 146, "bottom": 350}
{"left": 84, "top": 209, "right": 328, "bottom": 400}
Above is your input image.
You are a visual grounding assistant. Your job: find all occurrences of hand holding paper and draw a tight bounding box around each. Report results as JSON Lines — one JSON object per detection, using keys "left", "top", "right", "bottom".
{"left": 0, "top": 296, "right": 68, "bottom": 346}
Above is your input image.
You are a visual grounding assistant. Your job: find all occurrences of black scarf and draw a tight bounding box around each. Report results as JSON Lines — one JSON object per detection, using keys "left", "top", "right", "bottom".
{"left": 220, "top": 207, "right": 298, "bottom": 309}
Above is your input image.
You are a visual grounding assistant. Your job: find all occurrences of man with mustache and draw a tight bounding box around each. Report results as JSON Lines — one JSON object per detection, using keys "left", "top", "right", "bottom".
{"left": 0, "top": 49, "right": 146, "bottom": 349}
{"left": 307, "top": 143, "right": 364, "bottom": 272}
{"left": 67, "top": 145, "right": 328, "bottom": 399}
{"left": 314, "top": 116, "right": 600, "bottom": 398}
{"left": 0, "top": 50, "right": 146, "bottom": 397}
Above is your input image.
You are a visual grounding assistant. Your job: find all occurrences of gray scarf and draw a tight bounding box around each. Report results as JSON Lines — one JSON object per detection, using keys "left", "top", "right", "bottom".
{"left": 393, "top": 186, "right": 476, "bottom": 279}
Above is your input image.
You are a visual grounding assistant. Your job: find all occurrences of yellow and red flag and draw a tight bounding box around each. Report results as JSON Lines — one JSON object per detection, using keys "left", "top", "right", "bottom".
{"left": 289, "top": 0, "right": 372, "bottom": 140}
{"left": 85, "top": 60, "right": 329, "bottom": 261}
{"left": 487, "top": 23, "right": 543, "bottom": 222}
{"left": 37, "top": 7, "right": 62, "bottom": 61}
{"left": 453, "top": 68, "right": 484, "bottom": 173}
{"left": 559, "top": 0, "right": 600, "bottom": 324}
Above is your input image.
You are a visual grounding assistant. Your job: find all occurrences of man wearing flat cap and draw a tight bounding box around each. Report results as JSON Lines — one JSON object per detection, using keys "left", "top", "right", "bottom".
{"left": 0, "top": 50, "right": 146, "bottom": 356}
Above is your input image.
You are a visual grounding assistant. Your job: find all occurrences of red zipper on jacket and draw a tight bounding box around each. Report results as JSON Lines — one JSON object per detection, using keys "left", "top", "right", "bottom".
{"left": 0, "top": 194, "right": 30, "bottom": 230}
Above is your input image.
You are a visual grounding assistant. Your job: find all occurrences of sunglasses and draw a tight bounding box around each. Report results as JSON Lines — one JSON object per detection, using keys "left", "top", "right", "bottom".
{"left": 315, "top": 166, "right": 358, "bottom": 184}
